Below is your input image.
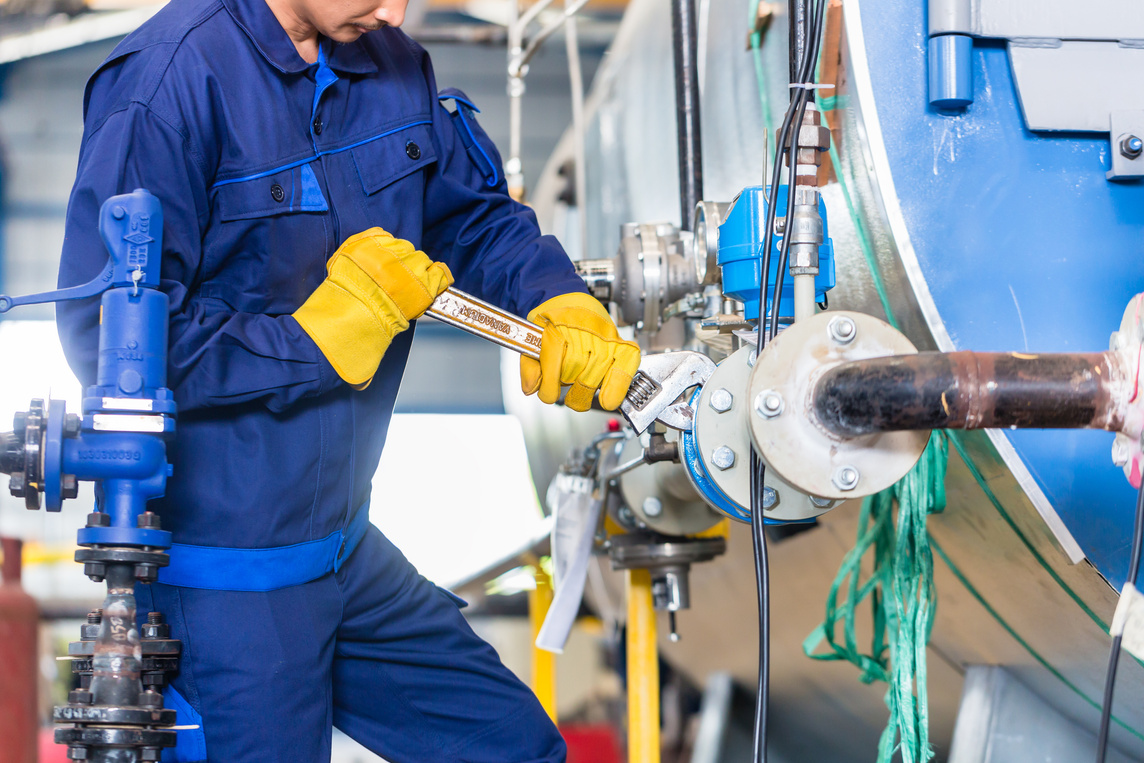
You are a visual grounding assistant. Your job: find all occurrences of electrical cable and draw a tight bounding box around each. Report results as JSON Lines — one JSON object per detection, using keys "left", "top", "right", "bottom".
{"left": 754, "top": 0, "right": 827, "bottom": 353}
{"left": 750, "top": 449, "right": 771, "bottom": 763}
{"left": 1096, "top": 478, "right": 1144, "bottom": 763}
{"left": 748, "top": 4, "right": 827, "bottom": 760}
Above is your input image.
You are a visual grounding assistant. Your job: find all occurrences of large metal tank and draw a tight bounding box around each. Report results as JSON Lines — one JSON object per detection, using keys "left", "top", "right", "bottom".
{"left": 521, "top": 0, "right": 1144, "bottom": 759}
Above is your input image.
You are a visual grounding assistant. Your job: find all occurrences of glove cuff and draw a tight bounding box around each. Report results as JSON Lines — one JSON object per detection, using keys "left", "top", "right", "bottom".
{"left": 294, "top": 271, "right": 403, "bottom": 387}
{"left": 527, "top": 291, "right": 611, "bottom": 325}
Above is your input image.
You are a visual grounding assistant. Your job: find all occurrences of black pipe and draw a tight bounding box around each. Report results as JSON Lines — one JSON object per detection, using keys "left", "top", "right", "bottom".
{"left": 813, "top": 351, "right": 1127, "bottom": 438}
{"left": 671, "top": 0, "right": 702, "bottom": 230}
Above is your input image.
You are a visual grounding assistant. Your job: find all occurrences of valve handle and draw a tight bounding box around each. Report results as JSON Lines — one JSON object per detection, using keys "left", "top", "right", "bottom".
{"left": 0, "top": 189, "right": 163, "bottom": 313}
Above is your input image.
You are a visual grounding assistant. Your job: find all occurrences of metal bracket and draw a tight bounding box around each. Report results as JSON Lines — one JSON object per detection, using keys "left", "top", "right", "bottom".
{"left": 1108, "top": 111, "right": 1144, "bottom": 181}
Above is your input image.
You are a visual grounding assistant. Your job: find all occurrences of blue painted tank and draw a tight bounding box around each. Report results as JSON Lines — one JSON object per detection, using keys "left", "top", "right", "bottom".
{"left": 523, "top": 0, "right": 1144, "bottom": 757}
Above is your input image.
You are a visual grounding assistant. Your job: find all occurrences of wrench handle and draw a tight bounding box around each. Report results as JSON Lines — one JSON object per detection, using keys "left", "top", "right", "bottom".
{"left": 426, "top": 287, "right": 543, "bottom": 360}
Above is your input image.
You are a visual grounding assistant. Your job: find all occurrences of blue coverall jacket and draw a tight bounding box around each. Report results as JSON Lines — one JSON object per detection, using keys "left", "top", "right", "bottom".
{"left": 55, "top": 0, "right": 580, "bottom": 759}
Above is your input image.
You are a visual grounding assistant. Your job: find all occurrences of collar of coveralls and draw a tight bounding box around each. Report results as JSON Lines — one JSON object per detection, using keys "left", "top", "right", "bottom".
{"left": 220, "top": 0, "right": 383, "bottom": 76}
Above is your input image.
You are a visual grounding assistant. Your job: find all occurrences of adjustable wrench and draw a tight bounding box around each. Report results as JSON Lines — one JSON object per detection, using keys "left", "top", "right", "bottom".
{"left": 427, "top": 287, "right": 715, "bottom": 433}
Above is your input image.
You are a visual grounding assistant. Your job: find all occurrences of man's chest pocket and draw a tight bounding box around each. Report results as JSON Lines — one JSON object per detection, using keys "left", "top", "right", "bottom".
{"left": 349, "top": 123, "right": 437, "bottom": 239}
{"left": 203, "top": 162, "right": 332, "bottom": 314}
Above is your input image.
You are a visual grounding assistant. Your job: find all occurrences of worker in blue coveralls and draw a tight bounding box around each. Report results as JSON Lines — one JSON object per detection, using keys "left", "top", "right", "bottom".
{"left": 54, "top": 0, "right": 641, "bottom": 758}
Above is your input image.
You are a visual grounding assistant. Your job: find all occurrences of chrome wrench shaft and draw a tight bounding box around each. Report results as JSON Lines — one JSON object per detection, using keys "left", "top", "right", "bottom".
{"left": 426, "top": 287, "right": 715, "bottom": 432}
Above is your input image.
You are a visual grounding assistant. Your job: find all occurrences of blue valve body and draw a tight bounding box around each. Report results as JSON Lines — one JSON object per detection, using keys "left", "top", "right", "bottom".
{"left": 21, "top": 189, "right": 177, "bottom": 550}
{"left": 717, "top": 185, "right": 835, "bottom": 323}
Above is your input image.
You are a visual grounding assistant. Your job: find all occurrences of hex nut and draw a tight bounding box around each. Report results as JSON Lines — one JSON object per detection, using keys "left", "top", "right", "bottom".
{"left": 809, "top": 495, "right": 835, "bottom": 509}
{"left": 642, "top": 496, "right": 664, "bottom": 517}
{"left": 832, "top": 465, "right": 861, "bottom": 491}
{"left": 754, "top": 390, "right": 784, "bottom": 419}
{"left": 711, "top": 446, "right": 736, "bottom": 470}
{"left": 762, "top": 487, "right": 777, "bottom": 509}
{"left": 83, "top": 562, "right": 106, "bottom": 582}
{"left": 1121, "top": 134, "right": 1144, "bottom": 160}
{"left": 708, "top": 388, "right": 734, "bottom": 413}
{"left": 828, "top": 316, "right": 857, "bottom": 344}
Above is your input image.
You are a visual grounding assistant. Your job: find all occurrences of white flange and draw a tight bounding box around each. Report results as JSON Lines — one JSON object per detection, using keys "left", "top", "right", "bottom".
{"left": 747, "top": 311, "right": 930, "bottom": 499}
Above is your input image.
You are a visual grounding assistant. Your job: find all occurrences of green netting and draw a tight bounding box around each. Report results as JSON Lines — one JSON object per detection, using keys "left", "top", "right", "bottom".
{"left": 804, "top": 433, "right": 948, "bottom": 763}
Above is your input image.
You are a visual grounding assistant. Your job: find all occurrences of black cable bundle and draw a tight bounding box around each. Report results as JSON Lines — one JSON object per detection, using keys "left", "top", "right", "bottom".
{"left": 749, "top": 3, "right": 828, "bottom": 760}
{"left": 1095, "top": 480, "right": 1144, "bottom": 762}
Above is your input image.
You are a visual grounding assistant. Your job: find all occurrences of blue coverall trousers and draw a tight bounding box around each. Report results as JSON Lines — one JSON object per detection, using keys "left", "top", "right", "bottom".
{"left": 137, "top": 526, "right": 566, "bottom": 762}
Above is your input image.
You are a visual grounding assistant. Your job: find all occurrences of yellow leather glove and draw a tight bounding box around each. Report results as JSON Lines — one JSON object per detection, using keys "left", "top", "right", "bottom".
{"left": 294, "top": 228, "right": 453, "bottom": 387}
{"left": 521, "top": 293, "right": 641, "bottom": 412}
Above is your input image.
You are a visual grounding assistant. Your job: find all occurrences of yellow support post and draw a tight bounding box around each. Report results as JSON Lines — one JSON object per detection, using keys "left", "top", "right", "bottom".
{"left": 529, "top": 564, "right": 557, "bottom": 722}
{"left": 626, "top": 568, "right": 660, "bottom": 763}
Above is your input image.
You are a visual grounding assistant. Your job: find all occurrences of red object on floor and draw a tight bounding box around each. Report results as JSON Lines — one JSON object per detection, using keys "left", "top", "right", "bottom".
{"left": 0, "top": 538, "right": 39, "bottom": 763}
{"left": 560, "top": 723, "right": 623, "bottom": 763}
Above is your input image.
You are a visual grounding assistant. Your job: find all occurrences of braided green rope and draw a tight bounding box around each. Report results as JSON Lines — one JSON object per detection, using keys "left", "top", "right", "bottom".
{"left": 805, "top": 433, "right": 947, "bottom": 763}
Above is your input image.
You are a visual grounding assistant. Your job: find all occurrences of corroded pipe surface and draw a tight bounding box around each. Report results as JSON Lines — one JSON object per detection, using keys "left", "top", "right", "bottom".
{"left": 90, "top": 564, "right": 142, "bottom": 709}
{"left": 813, "top": 351, "right": 1135, "bottom": 438}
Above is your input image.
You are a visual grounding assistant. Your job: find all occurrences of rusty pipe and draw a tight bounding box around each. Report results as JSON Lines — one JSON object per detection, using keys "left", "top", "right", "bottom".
{"left": 813, "top": 350, "right": 1137, "bottom": 438}
{"left": 89, "top": 563, "right": 143, "bottom": 709}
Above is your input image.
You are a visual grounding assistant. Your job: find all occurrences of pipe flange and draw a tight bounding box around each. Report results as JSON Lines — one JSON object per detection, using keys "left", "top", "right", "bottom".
{"left": 692, "top": 201, "right": 730, "bottom": 286}
{"left": 686, "top": 346, "right": 834, "bottom": 521}
{"left": 1111, "top": 293, "right": 1144, "bottom": 486}
{"left": 747, "top": 311, "right": 929, "bottom": 499}
{"left": 617, "top": 434, "right": 721, "bottom": 536}
{"left": 607, "top": 532, "right": 726, "bottom": 570}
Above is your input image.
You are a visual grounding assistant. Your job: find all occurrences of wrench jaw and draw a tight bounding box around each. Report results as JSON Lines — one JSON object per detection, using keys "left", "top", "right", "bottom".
{"left": 618, "top": 352, "right": 717, "bottom": 433}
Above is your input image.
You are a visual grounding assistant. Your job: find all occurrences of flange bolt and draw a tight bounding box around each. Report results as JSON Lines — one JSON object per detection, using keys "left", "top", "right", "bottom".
{"left": 762, "top": 486, "right": 778, "bottom": 509}
{"left": 642, "top": 496, "right": 663, "bottom": 518}
{"left": 828, "top": 316, "right": 857, "bottom": 344}
{"left": 67, "top": 689, "right": 93, "bottom": 705}
{"left": 83, "top": 562, "right": 106, "bottom": 582}
{"left": 1121, "top": 135, "right": 1144, "bottom": 160}
{"left": 711, "top": 446, "right": 736, "bottom": 470}
{"left": 755, "top": 390, "right": 784, "bottom": 419}
{"left": 809, "top": 496, "right": 835, "bottom": 509}
{"left": 63, "top": 413, "right": 81, "bottom": 438}
{"left": 832, "top": 465, "right": 861, "bottom": 492}
{"left": 137, "top": 511, "right": 161, "bottom": 529}
{"left": 708, "top": 388, "right": 734, "bottom": 413}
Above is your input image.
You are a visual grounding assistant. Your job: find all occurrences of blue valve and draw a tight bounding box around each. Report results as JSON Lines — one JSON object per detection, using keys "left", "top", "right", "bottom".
{"left": 717, "top": 185, "right": 835, "bottom": 324}
{"left": 0, "top": 188, "right": 163, "bottom": 313}
{"left": 0, "top": 189, "right": 175, "bottom": 552}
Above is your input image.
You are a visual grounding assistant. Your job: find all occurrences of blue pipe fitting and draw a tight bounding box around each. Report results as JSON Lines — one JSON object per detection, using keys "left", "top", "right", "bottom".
{"left": 19, "top": 189, "right": 179, "bottom": 548}
{"left": 717, "top": 185, "right": 835, "bottom": 324}
{"left": 928, "top": 34, "right": 974, "bottom": 110}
